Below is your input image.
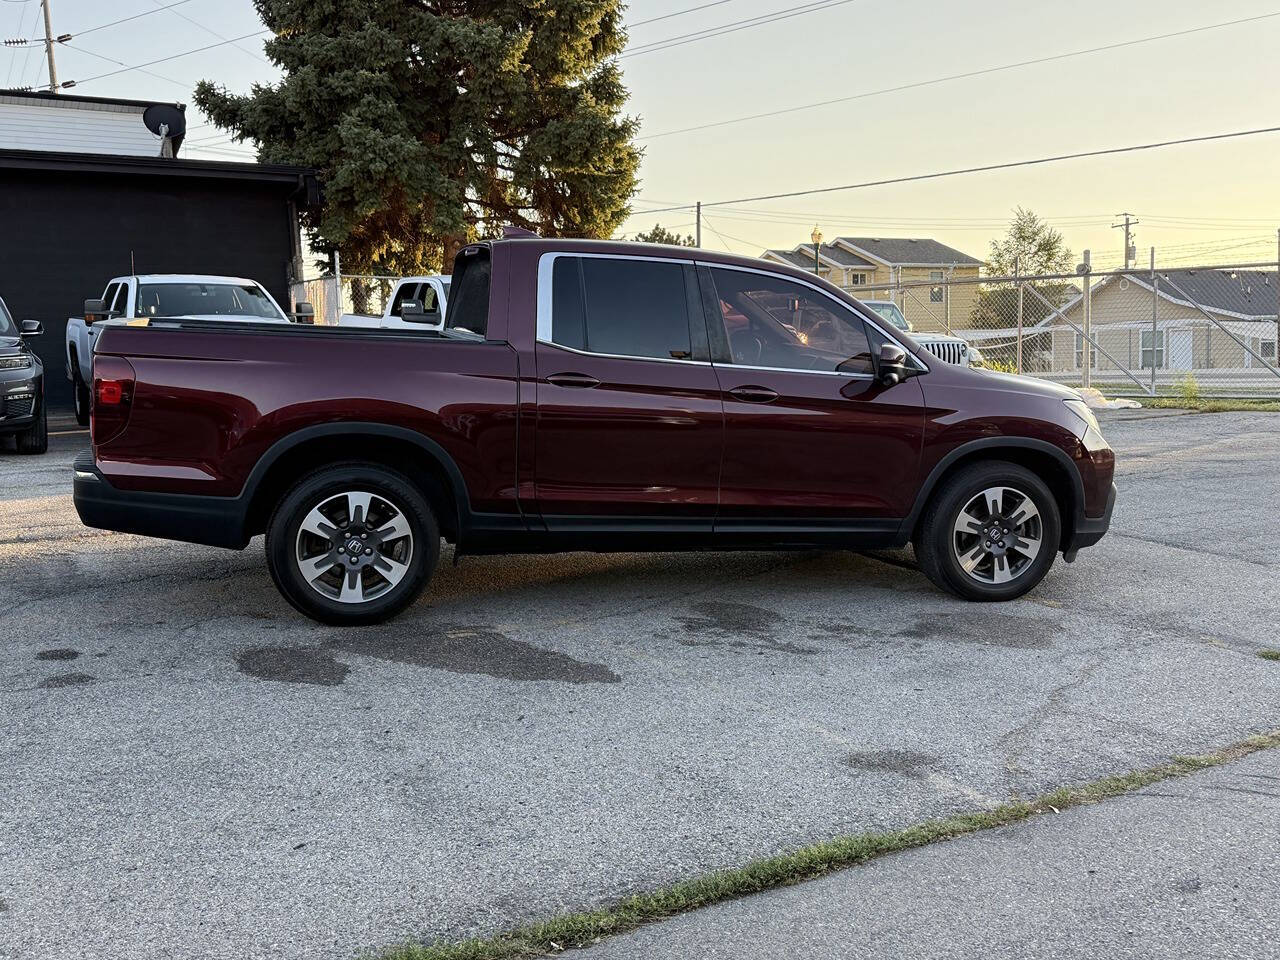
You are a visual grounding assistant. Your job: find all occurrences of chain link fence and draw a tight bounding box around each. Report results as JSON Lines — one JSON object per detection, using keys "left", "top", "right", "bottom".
{"left": 872, "top": 260, "right": 1280, "bottom": 398}
{"left": 291, "top": 275, "right": 402, "bottom": 325}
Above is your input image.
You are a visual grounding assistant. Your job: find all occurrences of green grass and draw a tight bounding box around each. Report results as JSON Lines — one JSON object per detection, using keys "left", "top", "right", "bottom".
{"left": 1259, "top": 650, "right": 1280, "bottom": 662}
{"left": 1138, "top": 398, "right": 1280, "bottom": 413}
{"left": 378, "top": 729, "right": 1280, "bottom": 960}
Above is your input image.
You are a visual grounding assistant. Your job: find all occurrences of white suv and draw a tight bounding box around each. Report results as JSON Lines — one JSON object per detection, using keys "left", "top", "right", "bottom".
{"left": 860, "top": 300, "right": 978, "bottom": 367}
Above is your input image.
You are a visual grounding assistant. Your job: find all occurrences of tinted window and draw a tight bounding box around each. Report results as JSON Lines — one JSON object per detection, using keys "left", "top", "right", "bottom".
{"left": 0, "top": 297, "right": 13, "bottom": 335}
{"left": 709, "top": 268, "right": 874, "bottom": 375}
{"left": 101, "top": 284, "right": 121, "bottom": 315}
{"left": 111, "top": 284, "right": 130, "bottom": 313}
{"left": 135, "top": 283, "right": 283, "bottom": 319}
{"left": 551, "top": 257, "right": 586, "bottom": 350}
{"left": 554, "top": 257, "right": 691, "bottom": 361}
{"left": 445, "top": 252, "right": 490, "bottom": 336}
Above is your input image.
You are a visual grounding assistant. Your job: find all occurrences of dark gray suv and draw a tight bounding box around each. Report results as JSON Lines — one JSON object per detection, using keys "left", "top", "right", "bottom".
{"left": 0, "top": 296, "right": 47, "bottom": 454}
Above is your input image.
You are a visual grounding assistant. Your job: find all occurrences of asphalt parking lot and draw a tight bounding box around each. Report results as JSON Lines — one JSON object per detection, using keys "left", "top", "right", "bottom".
{"left": 3, "top": 410, "right": 1280, "bottom": 960}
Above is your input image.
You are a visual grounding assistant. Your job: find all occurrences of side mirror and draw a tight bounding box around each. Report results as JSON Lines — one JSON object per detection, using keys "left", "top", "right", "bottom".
{"left": 84, "top": 298, "right": 109, "bottom": 325}
{"left": 293, "top": 301, "right": 315, "bottom": 324}
{"left": 878, "top": 343, "right": 908, "bottom": 386}
{"left": 400, "top": 300, "right": 441, "bottom": 325}
{"left": 20, "top": 319, "right": 43, "bottom": 337}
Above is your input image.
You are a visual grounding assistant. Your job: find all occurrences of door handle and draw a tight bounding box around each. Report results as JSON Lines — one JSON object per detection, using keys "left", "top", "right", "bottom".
{"left": 727, "top": 385, "right": 779, "bottom": 404}
{"left": 546, "top": 372, "right": 601, "bottom": 389}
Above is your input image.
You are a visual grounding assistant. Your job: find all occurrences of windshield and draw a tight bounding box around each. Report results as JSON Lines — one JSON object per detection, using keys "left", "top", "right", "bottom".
{"left": 866, "top": 302, "right": 910, "bottom": 332}
{"left": 135, "top": 283, "right": 285, "bottom": 320}
{"left": 0, "top": 297, "right": 14, "bottom": 335}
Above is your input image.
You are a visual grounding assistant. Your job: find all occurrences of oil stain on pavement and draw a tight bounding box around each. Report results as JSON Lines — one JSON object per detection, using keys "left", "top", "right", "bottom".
{"left": 236, "top": 647, "right": 350, "bottom": 687}
{"left": 675, "top": 601, "right": 821, "bottom": 655}
{"left": 327, "top": 625, "right": 621, "bottom": 684}
{"left": 35, "top": 648, "right": 80, "bottom": 661}
{"left": 898, "top": 612, "right": 1060, "bottom": 650}
{"left": 844, "top": 748, "right": 940, "bottom": 779}
{"left": 38, "top": 672, "right": 96, "bottom": 689}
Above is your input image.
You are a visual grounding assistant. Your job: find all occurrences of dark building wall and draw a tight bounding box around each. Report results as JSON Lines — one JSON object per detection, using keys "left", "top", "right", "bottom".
{"left": 0, "top": 166, "right": 299, "bottom": 408}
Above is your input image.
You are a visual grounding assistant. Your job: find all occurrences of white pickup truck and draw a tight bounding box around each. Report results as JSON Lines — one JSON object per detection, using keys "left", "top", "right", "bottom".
{"left": 337, "top": 275, "right": 450, "bottom": 330}
{"left": 66, "top": 274, "right": 295, "bottom": 424}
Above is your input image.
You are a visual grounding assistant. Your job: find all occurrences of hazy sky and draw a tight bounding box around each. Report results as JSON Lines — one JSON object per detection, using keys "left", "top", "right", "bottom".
{"left": 6, "top": 0, "right": 1279, "bottom": 268}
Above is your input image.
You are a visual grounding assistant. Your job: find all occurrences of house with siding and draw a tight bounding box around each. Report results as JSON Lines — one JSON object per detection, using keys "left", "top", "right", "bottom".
{"left": 1049, "top": 269, "right": 1278, "bottom": 374}
{"left": 761, "top": 237, "right": 984, "bottom": 333}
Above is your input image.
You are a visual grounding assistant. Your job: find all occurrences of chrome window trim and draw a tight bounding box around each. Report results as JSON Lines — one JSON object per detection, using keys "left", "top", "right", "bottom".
{"left": 718, "top": 362, "right": 874, "bottom": 380}
{"left": 538, "top": 338, "right": 712, "bottom": 367}
{"left": 696, "top": 260, "right": 931, "bottom": 374}
{"left": 536, "top": 251, "right": 698, "bottom": 361}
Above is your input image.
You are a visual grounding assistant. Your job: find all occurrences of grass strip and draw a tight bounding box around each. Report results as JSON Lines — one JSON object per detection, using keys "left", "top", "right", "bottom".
{"left": 1138, "top": 398, "right": 1280, "bottom": 413}
{"left": 379, "top": 729, "right": 1280, "bottom": 960}
{"left": 1259, "top": 650, "right": 1280, "bottom": 662}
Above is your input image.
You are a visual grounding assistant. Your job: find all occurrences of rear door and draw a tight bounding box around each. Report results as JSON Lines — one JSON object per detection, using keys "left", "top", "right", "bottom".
{"left": 533, "top": 253, "right": 723, "bottom": 532}
{"left": 699, "top": 264, "right": 926, "bottom": 532}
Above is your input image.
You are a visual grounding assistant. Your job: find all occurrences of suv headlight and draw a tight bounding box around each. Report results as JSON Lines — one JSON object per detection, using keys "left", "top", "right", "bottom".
{"left": 0, "top": 355, "right": 33, "bottom": 371}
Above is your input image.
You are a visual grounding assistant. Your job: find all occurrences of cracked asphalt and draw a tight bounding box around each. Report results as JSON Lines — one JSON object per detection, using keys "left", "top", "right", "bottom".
{"left": 3, "top": 410, "right": 1280, "bottom": 959}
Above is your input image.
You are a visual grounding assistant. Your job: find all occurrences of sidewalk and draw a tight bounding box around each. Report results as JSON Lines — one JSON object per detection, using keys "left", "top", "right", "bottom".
{"left": 582, "top": 748, "right": 1280, "bottom": 959}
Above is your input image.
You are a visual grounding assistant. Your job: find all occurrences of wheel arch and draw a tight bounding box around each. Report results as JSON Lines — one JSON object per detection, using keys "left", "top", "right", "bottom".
{"left": 901, "top": 438, "right": 1083, "bottom": 552}
{"left": 241, "top": 423, "right": 470, "bottom": 544}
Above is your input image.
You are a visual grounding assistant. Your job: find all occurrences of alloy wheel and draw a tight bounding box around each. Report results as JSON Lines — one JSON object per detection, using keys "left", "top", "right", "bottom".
{"left": 951, "top": 485, "right": 1043, "bottom": 585}
{"left": 294, "top": 490, "right": 414, "bottom": 604}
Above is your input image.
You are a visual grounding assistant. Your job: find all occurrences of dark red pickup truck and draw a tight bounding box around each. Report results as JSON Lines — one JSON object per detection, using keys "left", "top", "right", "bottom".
{"left": 74, "top": 237, "right": 1115, "bottom": 623}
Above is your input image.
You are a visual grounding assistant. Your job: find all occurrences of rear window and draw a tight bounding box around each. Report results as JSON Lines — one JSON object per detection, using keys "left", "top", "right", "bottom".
{"left": 445, "top": 251, "right": 490, "bottom": 336}
{"left": 551, "top": 256, "right": 691, "bottom": 361}
{"left": 135, "top": 283, "right": 283, "bottom": 320}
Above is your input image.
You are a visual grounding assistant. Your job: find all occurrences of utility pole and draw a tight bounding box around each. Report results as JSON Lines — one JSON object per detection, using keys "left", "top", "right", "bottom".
{"left": 695, "top": 202, "right": 701, "bottom": 248}
{"left": 1112, "top": 212, "right": 1138, "bottom": 269}
{"left": 40, "top": 0, "right": 58, "bottom": 93}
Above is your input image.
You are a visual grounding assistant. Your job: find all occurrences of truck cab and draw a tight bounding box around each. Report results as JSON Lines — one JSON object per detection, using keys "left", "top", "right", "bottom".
{"left": 338, "top": 275, "right": 451, "bottom": 330}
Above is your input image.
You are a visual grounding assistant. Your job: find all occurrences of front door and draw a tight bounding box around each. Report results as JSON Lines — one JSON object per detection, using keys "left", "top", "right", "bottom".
{"left": 533, "top": 254, "right": 723, "bottom": 533}
{"left": 699, "top": 264, "right": 926, "bottom": 533}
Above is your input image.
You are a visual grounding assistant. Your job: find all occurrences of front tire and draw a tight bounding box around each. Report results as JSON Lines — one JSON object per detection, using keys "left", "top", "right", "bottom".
{"left": 15, "top": 398, "right": 48, "bottom": 455}
{"left": 914, "top": 461, "right": 1060, "bottom": 602}
{"left": 265, "top": 462, "right": 440, "bottom": 625}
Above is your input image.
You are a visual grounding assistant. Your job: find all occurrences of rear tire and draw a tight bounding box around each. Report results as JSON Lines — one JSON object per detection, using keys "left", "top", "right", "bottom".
{"left": 265, "top": 461, "right": 439, "bottom": 625}
{"left": 15, "top": 397, "right": 48, "bottom": 455}
{"left": 72, "top": 363, "right": 90, "bottom": 427}
{"left": 914, "top": 461, "right": 1060, "bottom": 602}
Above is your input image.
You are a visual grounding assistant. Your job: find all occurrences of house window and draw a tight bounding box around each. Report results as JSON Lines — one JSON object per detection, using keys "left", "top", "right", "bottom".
{"left": 1074, "top": 333, "right": 1098, "bottom": 370}
{"left": 1263, "top": 340, "right": 1277, "bottom": 362}
{"left": 930, "top": 271, "right": 944, "bottom": 303}
{"left": 846, "top": 271, "right": 868, "bottom": 287}
{"left": 1140, "top": 329, "right": 1165, "bottom": 370}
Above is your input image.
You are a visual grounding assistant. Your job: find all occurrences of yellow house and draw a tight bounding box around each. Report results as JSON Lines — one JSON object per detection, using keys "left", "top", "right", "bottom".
{"left": 761, "top": 236, "right": 984, "bottom": 333}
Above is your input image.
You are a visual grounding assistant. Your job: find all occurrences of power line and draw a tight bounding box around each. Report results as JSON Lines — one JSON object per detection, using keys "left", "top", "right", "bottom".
{"left": 638, "top": 10, "right": 1280, "bottom": 139}
{"left": 75, "top": 0, "right": 195, "bottom": 38}
{"left": 629, "top": 0, "right": 742, "bottom": 28}
{"left": 620, "top": 0, "right": 861, "bottom": 59}
{"left": 71, "top": 29, "right": 270, "bottom": 86}
{"left": 696, "top": 125, "right": 1280, "bottom": 208}
{"left": 143, "top": 0, "right": 270, "bottom": 65}
{"left": 57, "top": 40, "right": 191, "bottom": 92}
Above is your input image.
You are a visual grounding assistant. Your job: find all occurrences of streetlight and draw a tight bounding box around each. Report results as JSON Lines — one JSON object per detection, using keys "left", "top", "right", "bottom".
{"left": 811, "top": 225, "right": 823, "bottom": 276}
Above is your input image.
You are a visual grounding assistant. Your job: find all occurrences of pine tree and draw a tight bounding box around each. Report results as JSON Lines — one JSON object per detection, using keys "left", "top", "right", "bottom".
{"left": 633, "top": 223, "right": 696, "bottom": 246}
{"left": 195, "top": 0, "right": 641, "bottom": 275}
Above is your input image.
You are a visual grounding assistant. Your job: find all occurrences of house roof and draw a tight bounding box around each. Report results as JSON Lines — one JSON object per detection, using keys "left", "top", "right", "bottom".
{"left": 763, "top": 244, "right": 878, "bottom": 270}
{"left": 763, "top": 248, "right": 820, "bottom": 270}
{"left": 1155, "top": 269, "right": 1276, "bottom": 318}
{"left": 1057, "top": 268, "right": 1278, "bottom": 322}
{"left": 835, "top": 237, "right": 984, "bottom": 266}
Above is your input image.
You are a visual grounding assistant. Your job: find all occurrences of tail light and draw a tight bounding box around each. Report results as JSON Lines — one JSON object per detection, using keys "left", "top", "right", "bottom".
{"left": 91, "top": 355, "right": 136, "bottom": 445}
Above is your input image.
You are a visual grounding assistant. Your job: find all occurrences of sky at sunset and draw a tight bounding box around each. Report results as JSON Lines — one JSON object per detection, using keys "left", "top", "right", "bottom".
{"left": 7, "top": 0, "right": 1278, "bottom": 268}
